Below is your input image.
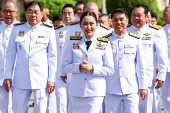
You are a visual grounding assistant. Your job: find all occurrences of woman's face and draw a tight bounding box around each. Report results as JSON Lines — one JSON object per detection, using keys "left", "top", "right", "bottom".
{"left": 80, "top": 15, "right": 98, "bottom": 40}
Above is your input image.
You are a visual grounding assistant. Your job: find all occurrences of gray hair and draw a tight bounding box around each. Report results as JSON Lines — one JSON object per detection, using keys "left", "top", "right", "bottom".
{"left": 1, "top": 0, "right": 18, "bottom": 11}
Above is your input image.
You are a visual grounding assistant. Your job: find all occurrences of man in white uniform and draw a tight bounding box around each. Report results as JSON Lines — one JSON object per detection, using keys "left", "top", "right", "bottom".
{"left": 74, "top": 1, "right": 86, "bottom": 21}
{"left": 41, "top": 7, "right": 53, "bottom": 26}
{"left": 0, "top": 0, "right": 19, "bottom": 113}
{"left": 3, "top": 1, "right": 57, "bottom": 113}
{"left": 127, "top": 4, "right": 168, "bottom": 113}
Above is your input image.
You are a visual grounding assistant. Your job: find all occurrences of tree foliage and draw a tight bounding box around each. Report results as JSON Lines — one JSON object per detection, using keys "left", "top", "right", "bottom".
{"left": 106, "top": 0, "right": 164, "bottom": 25}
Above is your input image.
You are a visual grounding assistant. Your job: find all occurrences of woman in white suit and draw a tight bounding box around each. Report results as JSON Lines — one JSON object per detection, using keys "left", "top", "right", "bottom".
{"left": 60, "top": 11, "right": 114, "bottom": 113}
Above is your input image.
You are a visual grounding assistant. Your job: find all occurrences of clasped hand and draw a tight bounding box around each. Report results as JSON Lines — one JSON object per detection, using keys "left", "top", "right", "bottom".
{"left": 79, "top": 60, "right": 93, "bottom": 71}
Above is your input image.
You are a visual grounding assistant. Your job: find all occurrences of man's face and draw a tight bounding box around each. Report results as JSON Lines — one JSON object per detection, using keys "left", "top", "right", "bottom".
{"left": 98, "top": 16, "right": 110, "bottom": 26}
{"left": 151, "top": 17, "right": 157, "bottom": 25}
{"left": 62, "top": 7, "right": 76, "bottom": 25}
{"left": 163, "top": 7, "right": 170, "bottom": 24}
{"left": 41, "top": 8, "right": 48, "bottom": 22}
{"left": 112, "top": 13, "right": 128, "bottom": 35}
{"left": 146, "top": 11, "right": 151, "bottom": 25}
{"left": 76, "top": 4, "right": 84, "bottom": 18}
{"left": 53, "top": 20, "right": 64, "bottom": 28}
{"left": 1, "top": 1, "right": 18, "bottom": 25}
{"left": 84, "top": 5, "right": 100, "bottom": 19}
{"left": 131, "top": 7, "right": 146, "bottom": 28}
{"left": 25, "top": 4, "right": 43, "bottom": 26}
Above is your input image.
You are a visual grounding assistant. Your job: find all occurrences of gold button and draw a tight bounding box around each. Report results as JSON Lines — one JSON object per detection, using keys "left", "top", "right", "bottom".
{"left": 32, "top": 30, "right": 34, "bottom": 32}
{"left": 119, "top": 67, "right": 121, "bottom": 69}
{"left": 30, "top": 47, "right": 32, "bottom": 49}
{"left": 86, "top": 55, "right": 88, "bottom": 57}
{"left": 6, "top": 38, "right": 8, "bottom": 40}
{"left": 29, "top": 66, "right": 31, "bottom": 68}
{"left": 31, "top": 38, "right": 33, "bottom": 40}
{"left": 122, "top": 36, "right": 124, "bottom": 38}
{"left": 168, "top": 41, "right": 169, "bottom": 43}
{"left": 140, "top": 29, "right": 142, "bottom": 31}
{"left": 85, "top": 72, "right": 87, "bottom": 74}
{"left": 34, "top": 27, "right": 36, "bottom": 29}
{"left": 66, "top": 27, "right": 67, "bottom": 29}
{"left": 119, "top": 48, "right": 121, "bottom": 51}
{"left": 30, "top": 26, "right": 32, "bottom": 28}
{"left": 137, "top": 32, "right": 139, "bottom": 34}
{"left": 119, "top": 40, "right": 121, "bottom": 42}
{"left": 5, "top": 56, "right": 6, "bottom": 58}
{"left": 85, "top": 78, "right": 87, "bottom": 80}
{"left": 10, "top": 25, "right": 12, "bottom": 28}
{"left": 135, "top": 29, "right": 137, "bottom": 31}
{"left": 117, "top": 36, "right": 119, "bottom": 38}
{"left": 120, "top": 76, "right": 122, "bottom": 78}
{"left": 5, "top": 47, "right": 7, "bottom": 49}
{"left": 6, "top": 25, "right": 7, "bottom": 27}
{"left": 29, "top": 56, "right": 31, "bottom": 58}
{"left": 119, "top": 57, "right": 121, "bottom": 60}
{"left": 7, "top": 29, "right": 9, "bottom": 31}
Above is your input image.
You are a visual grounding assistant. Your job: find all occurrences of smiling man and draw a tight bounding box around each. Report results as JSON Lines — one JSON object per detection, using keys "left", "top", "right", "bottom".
{"left": 0, "top": 0, "right": 19, "bottom": 112}
{"left": 127, "top": 4, "right": 168, "bottom": 113}
{"left": 3, "top": 1, "right": 57, "bottom": 113}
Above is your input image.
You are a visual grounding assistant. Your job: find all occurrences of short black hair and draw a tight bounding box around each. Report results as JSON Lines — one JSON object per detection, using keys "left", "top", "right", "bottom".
{"left": 53, "top": 13, "right": 62, "bottom": 23}
{"left": 99, "top": 13, "right": 109, "bottom": 18}
{"left": 80, "top": 11, "right": 97, "bottom": 24}
{"left": 132, "top": 4, "right": 149, "bottom": 16}
{"left": 62, "top": 4, "right": 76, "bottom": 15}
{"left": 75, "top": 1, "right": 86, "bottom": 7}
{"left": 99, "top": 9, "right": 102, "bottom": 13}
{"left": 111, "top": 8, "right": 128, "bottom": 19}
{"left": 25, "top": 1, "right": 43, "bottom": 12}
{"left": 151, "top": 12, "right": 157, "bottom": 20}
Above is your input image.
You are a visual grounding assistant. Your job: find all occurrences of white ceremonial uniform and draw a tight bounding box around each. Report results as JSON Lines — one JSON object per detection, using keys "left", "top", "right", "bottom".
{"left": 64, "top": 21, "right": 113, "bottom": 113}
{"left": 60, "top": 32, "right": 114, "bottom": 113}
{"left": 161, "top": 24, "right": 170, "bottom": 113}
{"left": 4, "top": 22, "right": 57, "bottom": 113}
{"left": 0, "top": 20, "right": 19, "bottom": 113}
{"left": 127, "top": 24, "right": 168, "bottom": 113}
{"left": 74, "top": 16, "right": 80, "bottom": 21}
{"left": 55, "top": 24, "right": 69, "bottom": 113}
{"left": 105, "top": 31, "right": 147, "bottom": 113}
{"left": 44, "top": 19, "right": 53, "bottom": 26}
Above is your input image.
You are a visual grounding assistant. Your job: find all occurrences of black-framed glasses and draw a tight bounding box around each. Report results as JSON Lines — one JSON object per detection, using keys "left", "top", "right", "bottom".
{"left": 2, "top": 10, "right": 16, "bottom": 14}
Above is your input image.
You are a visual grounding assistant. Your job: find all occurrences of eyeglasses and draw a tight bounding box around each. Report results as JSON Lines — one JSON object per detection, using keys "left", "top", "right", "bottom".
{"left": 27, "top": 10, "right": 41, "bottom": 15}
{"left": 2, "top": 10, "right": 16, "bottom": 14}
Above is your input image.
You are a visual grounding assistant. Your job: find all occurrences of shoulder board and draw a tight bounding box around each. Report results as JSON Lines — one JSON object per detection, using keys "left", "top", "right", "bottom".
{"left": 149, "top": 25, "right": 162, "bottom": 30}
{"left": 129, "top": 32, "right": 140, "bottom": 39}
{"left": 14, "top": 22, "right": 25, "bottom": 26}
{"left": 127, "top": 24, "right": 132, "bottom": 27}
{"left": 70, "top": 36, "right": 82, "bottom": 40}
{"left": 101, "top": 33, "right": 112, "bottom": 39}
{"left": 97, "top": 37, "right": 108, "bottom": 43}
{"left": 54, "top": 25, "right": 63, "bottom": 30}
{"left": 100, "top": 23, "right": 110, "bottom": 30}
{"left": 70, "top": 21, "right": 80, "bottom": 25}
{"left": 161, "top": 23, "right": 166, "bottom": 26}
{"left": 42, "top": 22, "right": 53, "bottom": 28}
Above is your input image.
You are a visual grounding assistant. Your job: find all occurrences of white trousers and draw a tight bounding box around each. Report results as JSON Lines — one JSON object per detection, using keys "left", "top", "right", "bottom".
{"left": 105, "top": 93, "right": 139, "bottom": 113}
{"left": 12, "top": 87, "right": 47, "bottom": 113}
{"left": 161, "top": 73, "right": 170, "bottom": 113}
{"left": 46, "top": 90, "right": 57, "bottom": 113}
{"left": 0, "top": 85, "right": 13, "bottom": 113}
{"left": 55, "top": 79, "right": 68, "bottom": 113}
{"left": 139, "top": 86, "right": 161, "bottom": 113}
{"left": 72, "top": 96, "right": 104, "bottom": 113}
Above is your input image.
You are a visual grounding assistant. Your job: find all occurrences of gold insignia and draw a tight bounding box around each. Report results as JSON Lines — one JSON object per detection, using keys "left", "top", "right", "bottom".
{"left": 14, "top": 22, "right": 25, "bottom": 26}
{"left": 42, "top": 22, "right": 53, "bottom": 28}
{"left": 70, "top": 36, "right": 82, "bottom": 40}
{"left": 102, "top": 33, "right": 112, "bottom": 39}
{"left": 149, "top": 25, "right": 162, "bottom": 30}
{"left": 129, "top": 32, "right": 140, "bottom": 39}
{"left": 127, "top": 24, "right": 131, "bottom": 27}
{"left": 54, "top": 25, "right": 63, "bottom": 30}
{"left": 96, "top": 42, "right": 105, "bottom": 50}
{"left": 144, "top": 33, "right": 151, "bottom": 36}
{"left": 69, "top": 21, "right": 80, "bottom": 25}
{"left": 100, "top": 23, "right": 110, "bottom": 30}
{"left": 97, "top": 37, "right": 108, "bottom": 42}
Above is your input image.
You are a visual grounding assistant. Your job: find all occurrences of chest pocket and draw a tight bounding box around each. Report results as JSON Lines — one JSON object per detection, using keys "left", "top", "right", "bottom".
{"left": 124, "top": 48, "right": 135, "bottom": 54}
{"left": 36, "top": 38, "right": 48, "bottom": 45}
{"left": 142, "top": 40, "right": 153, "bottom": 48}
{"left": 15, "top": 36, "right": 25, "bottom": 43}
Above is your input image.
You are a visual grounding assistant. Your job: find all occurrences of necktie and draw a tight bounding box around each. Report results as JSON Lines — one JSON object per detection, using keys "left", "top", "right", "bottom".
{"left": 86, "top": 41, "right": 92, "bottom": 50}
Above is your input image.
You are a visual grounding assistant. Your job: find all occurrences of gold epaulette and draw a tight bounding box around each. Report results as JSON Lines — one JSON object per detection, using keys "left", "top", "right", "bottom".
{"left": 14, "top": 22, "right": 25, "bottom": 26}
{"left": 70, "top": 21, "right": 80, "bottom": 25}
{"left": 149, "top": 25, "right": 162, "bottom": 30}
{"left": 127, "top": 24, "right": 132, "bottom": 27}
{"left": 54, "top": 25, "right": 63, "bottom": 30}
{"left": 129, "top": 32, "right": 140, "bottom": 39}
{"left": 70, "top": 36, "right": 82, "bottom": 40}
{"left": 42, "top": 22, "right": 53, "bottom": 28}
{"left": 100, "top": 23, "right": 110, "bottom": 30}
{"left": 97, "top": 37, "right": 108, "bottom": 43}
{"left": 102, "top": 33, "right": 112, "bottom": 38}
{"left": 161, "top": 23, "right": 166, "bottom": 26}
